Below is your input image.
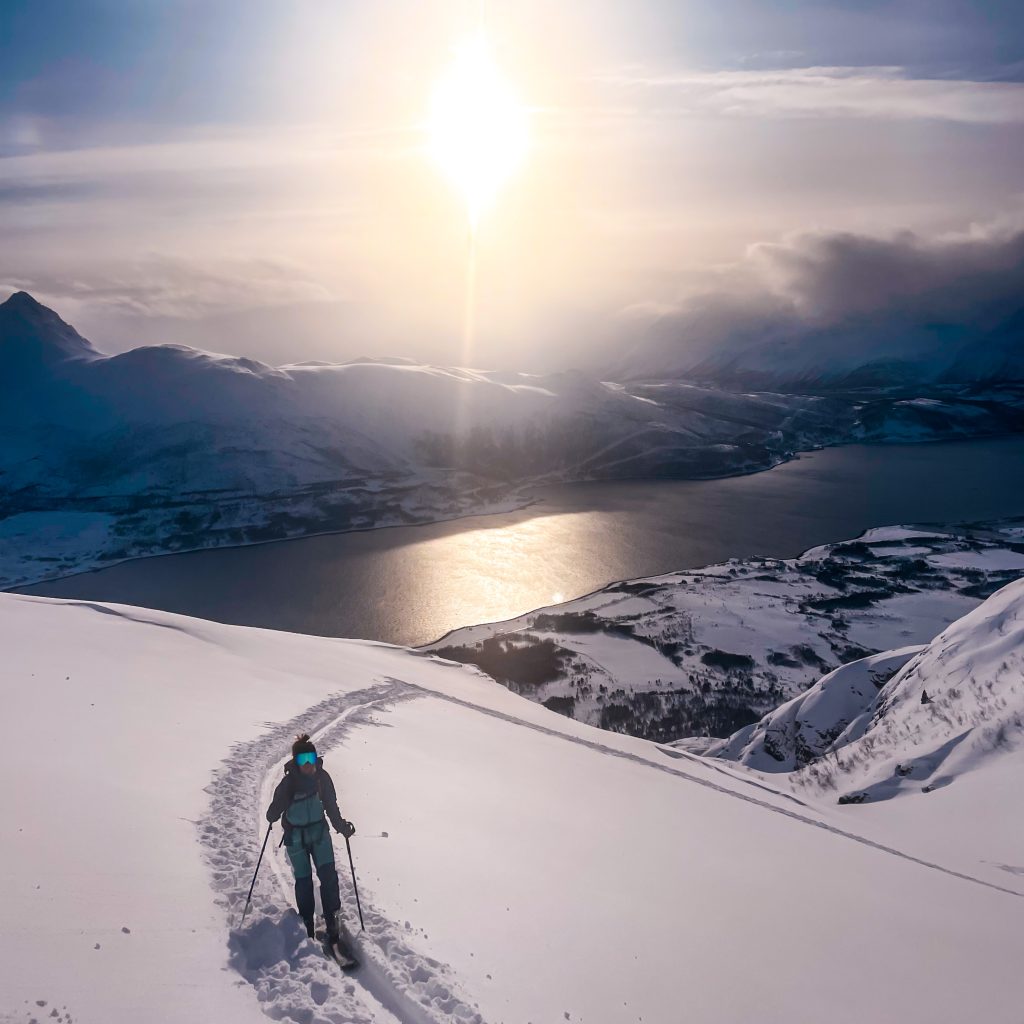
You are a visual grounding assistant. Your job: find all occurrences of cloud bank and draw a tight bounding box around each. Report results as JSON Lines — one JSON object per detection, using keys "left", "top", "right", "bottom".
{"left": 616, "top": 219, "right": 1024, "bottom": 386}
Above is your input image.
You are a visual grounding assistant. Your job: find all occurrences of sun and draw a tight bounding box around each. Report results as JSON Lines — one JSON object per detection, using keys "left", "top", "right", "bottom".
{"left": 429, "top": 34, "right": 528, "bottom": 227}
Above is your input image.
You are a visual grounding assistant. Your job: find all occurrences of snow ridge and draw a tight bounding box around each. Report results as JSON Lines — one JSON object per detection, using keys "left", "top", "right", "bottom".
{"left": 797, "top": 576, "right": 1024, "bottom": 802}
{"left": 705, "top": 647, "right": 924, "bottom": 771}
{"left": 199, "top": 681, "right": 486, "bottom": 1024}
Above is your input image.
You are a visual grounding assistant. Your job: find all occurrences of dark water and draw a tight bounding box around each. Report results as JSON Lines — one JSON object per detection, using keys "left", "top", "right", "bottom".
{"left": 20, "top": 437, "right": 1024, "bottom": 646}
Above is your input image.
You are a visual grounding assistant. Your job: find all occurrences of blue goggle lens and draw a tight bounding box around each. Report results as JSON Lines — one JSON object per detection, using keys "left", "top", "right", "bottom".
{"left": 295, "top": 751, "right": 317, "bottom": 766}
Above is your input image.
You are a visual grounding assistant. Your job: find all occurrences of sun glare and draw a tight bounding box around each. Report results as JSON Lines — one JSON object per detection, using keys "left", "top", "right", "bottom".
{"left": 430, "top": 34, "right": 528, "bottom": 227}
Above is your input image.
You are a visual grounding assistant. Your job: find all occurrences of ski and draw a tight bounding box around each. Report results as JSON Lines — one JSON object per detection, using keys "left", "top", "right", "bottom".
{"left": 318, "top": 930, "right": 359, "bottom": 970}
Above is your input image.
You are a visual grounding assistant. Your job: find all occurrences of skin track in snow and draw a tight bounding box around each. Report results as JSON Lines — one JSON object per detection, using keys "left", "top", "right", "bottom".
{"left": 202, "top": 681, "right": 487, "bottom": 1024}
{"left": 5, "top": 588, "right": 1023, "bottom": 1023}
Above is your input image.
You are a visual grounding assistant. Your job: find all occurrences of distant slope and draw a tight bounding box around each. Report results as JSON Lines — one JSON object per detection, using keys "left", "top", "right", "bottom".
{"left": 618, "top": 311, "right": 1024, "bottom": 392}
{"left": 611, "top": 227, "right": 1024, "bottom": 391}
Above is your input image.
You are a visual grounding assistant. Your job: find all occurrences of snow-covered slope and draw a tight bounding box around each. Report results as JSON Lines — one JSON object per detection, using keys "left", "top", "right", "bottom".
{"left": 2, "top": 591, "right": 1022, "bottom": 1024}
{"left": 429, "top": 521, "right": 1024, "bottom": 741}
{"left": 704, "top": 647, "right": 923, "bottom": 771}
{"left": 711, "top": 574, "right": 1024, "bottom": 803}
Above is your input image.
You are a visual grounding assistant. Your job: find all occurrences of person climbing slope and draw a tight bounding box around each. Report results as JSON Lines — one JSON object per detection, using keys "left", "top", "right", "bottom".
{"left": 266, "top": 733, "right": 356, "bottom": 944}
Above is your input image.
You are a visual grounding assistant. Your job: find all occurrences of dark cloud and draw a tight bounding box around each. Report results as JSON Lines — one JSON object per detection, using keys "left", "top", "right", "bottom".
{"left": 753, "top": 225, "right": 1024, "bottom": 323}
{"left": 617, "top": 222, "right": 1024, "bottom": 386}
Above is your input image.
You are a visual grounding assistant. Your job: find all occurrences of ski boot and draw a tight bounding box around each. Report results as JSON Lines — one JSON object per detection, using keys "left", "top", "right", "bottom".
{"left": 323, "top": 913, "right": 358, "bottom": 970}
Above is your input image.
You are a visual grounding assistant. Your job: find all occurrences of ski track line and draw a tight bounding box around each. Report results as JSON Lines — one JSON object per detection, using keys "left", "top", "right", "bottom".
{"left": 386, "top": 675, "right": 1024, "bottom": 901}
{"left": 258, "top": 699, "right": 401, "bottom": 1024}
{"left": 198, "top": 681, "right": 489, "bottom": 1024}
{"left": 261, "top": 693, "right": 487, "bottom": 1024}
{"left": 201, "top": 667, "right": 1020, "bottom": 1024}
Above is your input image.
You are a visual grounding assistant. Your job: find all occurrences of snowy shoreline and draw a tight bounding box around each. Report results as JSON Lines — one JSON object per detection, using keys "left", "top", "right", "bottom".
{"left": 4, "top": 486, "right": 538, "bottom": 591}
{"left": 11, "top": 428, "right": 1024, "bottom": 598}
{"left": 3, "top": 424, "right": 815, "bottom": 593}
{"left": 7, "top": 291, "right": 1024, "bottom": 594}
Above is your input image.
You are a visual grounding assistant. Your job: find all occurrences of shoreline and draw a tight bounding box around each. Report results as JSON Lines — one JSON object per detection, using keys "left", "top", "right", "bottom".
{"left": 5, "top": 441, "right": 810, "bottom": 593}
{"left": 11, "top": 434, "right": 1024, "bottom": 644}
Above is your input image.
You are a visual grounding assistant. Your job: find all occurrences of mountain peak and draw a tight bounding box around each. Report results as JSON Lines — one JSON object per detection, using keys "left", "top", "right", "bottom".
{"left": 3, "top": 290, "right": 44, "bottom": 311}
{"left": 0, "top": 290, "right": 101, "bottom": 364}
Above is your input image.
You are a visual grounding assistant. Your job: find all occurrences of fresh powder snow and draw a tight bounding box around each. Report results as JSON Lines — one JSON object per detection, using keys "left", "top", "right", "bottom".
{"left": 2, "top": 589, "right": 1022, "bottom": 1023}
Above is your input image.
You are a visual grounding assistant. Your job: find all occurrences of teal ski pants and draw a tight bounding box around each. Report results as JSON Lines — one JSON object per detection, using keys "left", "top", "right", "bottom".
{"left": 285, "top": 820, "right": 341, "bottom": 923}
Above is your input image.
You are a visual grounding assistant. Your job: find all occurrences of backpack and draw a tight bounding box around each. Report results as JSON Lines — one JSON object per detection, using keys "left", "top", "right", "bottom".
{"left": 283, "top": 764, "right": 328, "bottom": 829}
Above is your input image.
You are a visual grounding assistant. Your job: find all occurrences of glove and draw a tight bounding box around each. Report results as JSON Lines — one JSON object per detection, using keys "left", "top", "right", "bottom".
{"left": 337, "top": 819, "right": 356, "bottom": 839}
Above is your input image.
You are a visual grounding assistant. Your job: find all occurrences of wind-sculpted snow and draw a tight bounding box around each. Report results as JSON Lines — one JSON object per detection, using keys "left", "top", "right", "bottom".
{"left": 430, "top": 520, "right": 1024, "bottom": 742}
{"left": 699, "top": 570, "right": 1024, "bottom": 821}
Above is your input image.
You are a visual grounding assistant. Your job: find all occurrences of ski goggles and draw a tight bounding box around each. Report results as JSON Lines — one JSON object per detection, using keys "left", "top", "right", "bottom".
{"left": 295, "top": 751, "right": 317, "bottom": 766}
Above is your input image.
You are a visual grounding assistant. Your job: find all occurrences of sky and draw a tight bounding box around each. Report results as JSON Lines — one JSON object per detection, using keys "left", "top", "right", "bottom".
{"left": 1, "top": 0, "right": 1022, "bottom": 370}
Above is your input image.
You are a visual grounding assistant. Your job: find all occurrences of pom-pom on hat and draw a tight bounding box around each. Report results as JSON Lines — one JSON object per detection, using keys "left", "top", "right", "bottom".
{"left": 292, "top": 733, "right": 317, "bottom": 760}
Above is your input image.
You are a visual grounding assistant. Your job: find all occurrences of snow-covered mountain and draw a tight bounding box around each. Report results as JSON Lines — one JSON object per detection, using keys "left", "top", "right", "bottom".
{"left": 709, "top": 571, "right": 1024, "bottom": 804}
{"left": 3, "top": 290, "right": 1024, "bottom": 588}
{"left": 428, "top": 521, "right": 1024, "bottom": 741}
{"left": 0, "top": 291, "right": 850, "bottom": 587}
{"left": 3, "top": 588, "right": 1022, "bottom": 1024}
{"left": 0, "top": 291, "right": 844, "bottom": 494}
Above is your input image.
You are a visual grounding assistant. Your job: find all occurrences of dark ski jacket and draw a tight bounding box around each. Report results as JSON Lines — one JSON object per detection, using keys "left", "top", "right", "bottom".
{"left": 266, "top": 757, "right": 345, "bottom": 837}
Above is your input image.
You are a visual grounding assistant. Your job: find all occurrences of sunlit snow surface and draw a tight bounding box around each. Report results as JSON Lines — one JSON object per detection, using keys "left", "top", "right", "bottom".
{"left": 2, "top": 588, "right": 1023, "bottom": 1023}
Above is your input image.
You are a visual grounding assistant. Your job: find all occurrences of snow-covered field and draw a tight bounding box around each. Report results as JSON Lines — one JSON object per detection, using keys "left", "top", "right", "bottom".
{"left": 2, "top": 588, "right": 1023, "bottom": 1023}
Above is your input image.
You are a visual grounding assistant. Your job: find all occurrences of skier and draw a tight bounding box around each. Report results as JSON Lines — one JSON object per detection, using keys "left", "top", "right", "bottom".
{"left": 266, "top": 733, "right": 356, "bottom": 944}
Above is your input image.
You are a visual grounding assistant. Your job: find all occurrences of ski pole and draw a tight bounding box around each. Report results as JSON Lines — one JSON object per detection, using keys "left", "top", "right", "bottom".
{"left": 238, "top": 823, "right": 273, "bottom": 928}
{"left": 344, "top": 834, "right": 365, "bottom": 931}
